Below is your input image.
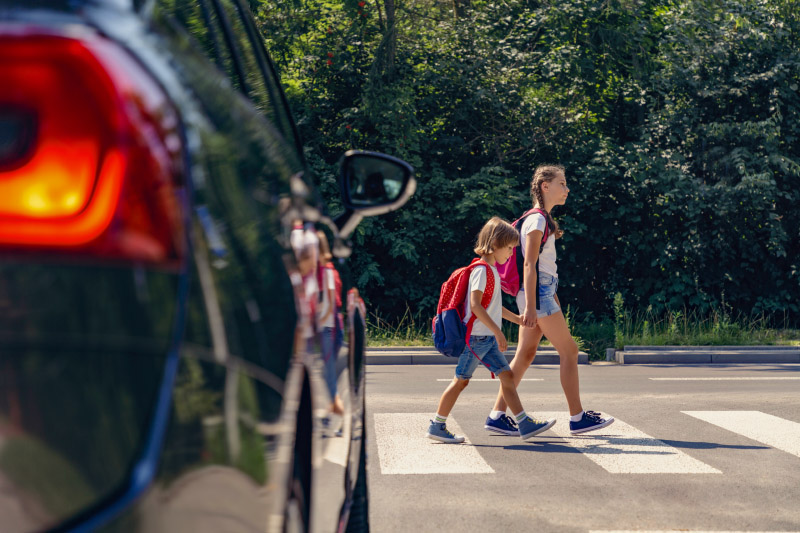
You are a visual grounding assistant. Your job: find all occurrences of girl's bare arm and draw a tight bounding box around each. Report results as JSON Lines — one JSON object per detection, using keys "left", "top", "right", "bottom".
{"left": 521, "top": 230, "right": 543, "bottom": 327}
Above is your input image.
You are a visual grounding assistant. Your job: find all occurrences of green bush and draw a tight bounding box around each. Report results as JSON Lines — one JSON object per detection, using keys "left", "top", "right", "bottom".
{"left": 257, "top": 0, "right": 800, "bottom": 326}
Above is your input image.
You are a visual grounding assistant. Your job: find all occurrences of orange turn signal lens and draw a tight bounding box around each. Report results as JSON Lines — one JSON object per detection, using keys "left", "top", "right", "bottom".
{"left": 0, "top": 33, "right": 185, "bottom": 263}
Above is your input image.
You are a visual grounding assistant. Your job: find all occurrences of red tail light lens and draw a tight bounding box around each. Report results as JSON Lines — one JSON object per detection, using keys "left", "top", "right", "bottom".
{"left": 0, "top": 32, "right": 185, "bottom": 265}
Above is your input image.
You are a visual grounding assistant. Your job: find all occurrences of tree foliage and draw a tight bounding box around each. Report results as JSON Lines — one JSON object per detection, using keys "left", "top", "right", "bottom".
{"left": 254, "top": 0, "right": 800, "bottom": 323}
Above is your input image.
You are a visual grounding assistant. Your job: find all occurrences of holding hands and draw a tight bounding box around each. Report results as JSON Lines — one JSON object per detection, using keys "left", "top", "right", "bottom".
{"left": 520, "top": 310, "right": 537, "bottom": 329}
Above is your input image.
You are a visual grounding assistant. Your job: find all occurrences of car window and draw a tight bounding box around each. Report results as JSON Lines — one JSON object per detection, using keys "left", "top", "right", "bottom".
{"left": 214, "top": 0, "right": 301, "bottom": 151}
{"left": 154, "top": 0, "right": 300, "bottom": 152}
{"left": 155, "top": 0, "right": 235, "bottom": 79}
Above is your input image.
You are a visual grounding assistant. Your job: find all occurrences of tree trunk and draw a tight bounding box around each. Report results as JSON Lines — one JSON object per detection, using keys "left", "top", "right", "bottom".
{"left": 383, "top": 0, "right": 396, "bottom": 76}
{"left": 452, "top": 0, "right": 470, "bottom": 18}
{"left": 374, "top": 0, "right": 384, "bottom": 31}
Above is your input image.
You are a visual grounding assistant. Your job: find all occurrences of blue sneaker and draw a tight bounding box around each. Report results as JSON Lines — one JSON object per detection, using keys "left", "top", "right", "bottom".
{"left": 427, "top": 421, "right": 465, "bottom": 443}
{"left": 569, "top": 411, "right": 615, "bottom": 434}
{"left": 484, "top": 414, "right": 519, "bottom": 435}
{"left": 518, "top": 416, "right": 556, "bottom": 441}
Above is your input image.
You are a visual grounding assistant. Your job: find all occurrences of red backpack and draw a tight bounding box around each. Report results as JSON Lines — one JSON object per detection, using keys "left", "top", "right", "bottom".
{"left": 432, "top": 258, "right": 497, "bottom": 374}
{"left": 496, "top": 208, "right": 551, "bottom": 307}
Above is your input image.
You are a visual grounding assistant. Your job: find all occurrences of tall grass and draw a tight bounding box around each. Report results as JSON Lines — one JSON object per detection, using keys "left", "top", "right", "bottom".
{"left": 611, "top": 293, "right": 800, "bottom": 350}
{"left": 366, "top": 305, "right": 432, "bottom": 346}
{"left": 365, "top": 297, "right": 800, "bottom": 359}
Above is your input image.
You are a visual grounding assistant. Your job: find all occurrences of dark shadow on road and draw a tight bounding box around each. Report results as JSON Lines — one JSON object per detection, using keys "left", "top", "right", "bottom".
{"left": 471, "top": 436, "right": 768, "bottom": 454}
{"left": 658, "top": 439, "right": 768, "bottom": 450}
{"left": 484, "top": 441, "right": 582, "bottom": 453}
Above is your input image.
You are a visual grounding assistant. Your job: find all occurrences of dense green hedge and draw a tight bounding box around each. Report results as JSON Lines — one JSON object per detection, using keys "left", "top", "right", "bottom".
{"left": 255, "top": 0, "right": 800, "bottom": 324}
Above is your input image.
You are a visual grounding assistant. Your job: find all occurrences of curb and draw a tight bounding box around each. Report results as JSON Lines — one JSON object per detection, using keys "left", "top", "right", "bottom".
{"left": 365, "top": 346, "right": 589, "bottom": 365}
{"left": 615, "top": 346, "right": 800, "bottom": 364}
{"left": 363, "top": 345, "right": 800, "bottom": 365}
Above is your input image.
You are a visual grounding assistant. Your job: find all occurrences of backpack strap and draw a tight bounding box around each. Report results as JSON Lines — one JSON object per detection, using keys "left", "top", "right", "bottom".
{"left": 512, "top": 211, "right": 532, "bottom": 296}
{"left": 316, "top": 264, "right": 325, "bottom": 303}
{"left": 532, "top": 208, "right": 551, "bottom": 312}
{"left": 517, "top": 208, "right": 552, "bottom": 311}
{"left": 463, "top": 259, "right": 498, "bottom": 378}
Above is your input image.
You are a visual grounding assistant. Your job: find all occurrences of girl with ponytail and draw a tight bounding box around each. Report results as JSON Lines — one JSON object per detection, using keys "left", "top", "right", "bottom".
{"left": 483, "top": 165, "right": 615, "bottom": 437}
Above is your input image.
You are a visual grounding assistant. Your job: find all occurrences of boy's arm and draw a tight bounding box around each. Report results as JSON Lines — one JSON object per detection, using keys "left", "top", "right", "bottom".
{"left": 469, "top": 289, "right": 508, "bottom": 352}
{"left": 469, "top": 290, "right": 501, "bottom": 335}
{"left": 319, "top": 286, "right": 335, "bottom": 322}
{"left": 502, "top": 306, "right": 521, "bottom": 325}
{"left": 318, "top": 271, "right": 335, "bottom": 322}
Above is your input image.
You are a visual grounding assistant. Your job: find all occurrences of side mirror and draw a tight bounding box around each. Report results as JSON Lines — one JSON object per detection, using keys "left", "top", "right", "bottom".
{"left": 335, "top": 150, "right": 415, "bottom": 237}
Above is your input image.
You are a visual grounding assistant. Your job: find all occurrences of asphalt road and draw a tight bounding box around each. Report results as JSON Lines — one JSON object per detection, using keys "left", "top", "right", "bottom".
{"left": 365, "top": 363, "right": 800, "bottom": 533}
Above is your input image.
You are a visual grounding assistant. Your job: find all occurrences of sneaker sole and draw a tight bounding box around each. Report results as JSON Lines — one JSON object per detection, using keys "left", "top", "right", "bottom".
{"left": 569, "top": 417, "right": 615, "bottom": 435}
{"left": 426, "top": 433, "right": 465, "bottom": 444}
{"left": 520, "top": 419, "right": 556, "bottom": 440}
{"left": 484, "top": 425, "right": 519, "bottom": 436}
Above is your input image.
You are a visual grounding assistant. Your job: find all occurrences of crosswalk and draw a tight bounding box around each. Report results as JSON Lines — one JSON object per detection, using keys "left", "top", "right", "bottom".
{"left": 373, "top": 410, "right": 799, "bottom": 476}
{"left": 683, "top": 411, "right": 800, "bottom": 458}
{"left": 536, "top": 412, "right": 721, "bottom": 474}
{"left": 374, "top": 413, "right": 494, "bottom": 474}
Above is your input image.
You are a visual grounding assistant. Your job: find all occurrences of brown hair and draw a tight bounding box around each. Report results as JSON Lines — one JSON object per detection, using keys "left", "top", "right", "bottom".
{"left": 530, "top": 164, "right": 565, "bottom": 239}
{"left": 474, "top": 217, "right": 519, "bottom": 256}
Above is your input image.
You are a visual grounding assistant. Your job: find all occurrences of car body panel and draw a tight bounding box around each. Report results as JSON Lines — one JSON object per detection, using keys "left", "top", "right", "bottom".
{"left": 0, "top": 0, "right": 409, "bottom": 529}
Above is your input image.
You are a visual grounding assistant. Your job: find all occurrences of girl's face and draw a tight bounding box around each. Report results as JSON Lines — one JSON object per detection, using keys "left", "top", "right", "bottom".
{"left": 542, "top": 172, "right": 570, "bottom": 206}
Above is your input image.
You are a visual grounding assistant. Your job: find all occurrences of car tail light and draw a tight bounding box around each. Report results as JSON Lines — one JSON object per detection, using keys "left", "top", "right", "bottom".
{"left": 0, "top": 31, "right": 186, "bottom": 265}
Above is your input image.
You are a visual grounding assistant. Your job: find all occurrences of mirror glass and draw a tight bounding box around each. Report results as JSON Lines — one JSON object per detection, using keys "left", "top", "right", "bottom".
{"left": 344, "top": 155, "right": 408, "bottom": 206}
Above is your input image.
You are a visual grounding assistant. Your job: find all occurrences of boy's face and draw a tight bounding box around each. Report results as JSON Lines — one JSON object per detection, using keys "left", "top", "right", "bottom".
{"left": 494, "top": 243, "right": 515, "bottom": 265}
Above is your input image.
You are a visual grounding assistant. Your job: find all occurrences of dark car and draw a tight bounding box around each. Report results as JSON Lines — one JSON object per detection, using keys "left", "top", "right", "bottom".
{"left": 0, "top": 0, "right": 414, "bottom": 530}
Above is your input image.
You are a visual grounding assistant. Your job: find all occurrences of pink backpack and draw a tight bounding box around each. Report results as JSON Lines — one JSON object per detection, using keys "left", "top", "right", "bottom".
{"left": 496, "top": 208, "right": 551, "bottom": 298}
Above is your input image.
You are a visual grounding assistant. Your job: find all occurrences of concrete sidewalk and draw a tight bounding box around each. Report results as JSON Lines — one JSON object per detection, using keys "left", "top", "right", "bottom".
{"left": 365, "top": 345, "right": 800, "bottom": 365}
{"left": 365, "top": 345, "right": 589, "bottom": 365}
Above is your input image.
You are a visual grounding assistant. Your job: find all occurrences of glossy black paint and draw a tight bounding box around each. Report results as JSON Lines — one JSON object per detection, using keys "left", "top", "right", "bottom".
{"left": 0, "top": 0, "right": 414, "bottom": 530}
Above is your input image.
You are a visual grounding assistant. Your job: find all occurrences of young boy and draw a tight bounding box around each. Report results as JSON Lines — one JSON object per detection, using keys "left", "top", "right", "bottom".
{"left": 427, "top": 217, "right": 556, "bottom": 443}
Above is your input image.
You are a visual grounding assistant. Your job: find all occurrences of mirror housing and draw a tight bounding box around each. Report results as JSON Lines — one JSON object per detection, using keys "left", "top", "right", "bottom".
{"left": 335, "top": 150, "right": 415, "bottom": 238}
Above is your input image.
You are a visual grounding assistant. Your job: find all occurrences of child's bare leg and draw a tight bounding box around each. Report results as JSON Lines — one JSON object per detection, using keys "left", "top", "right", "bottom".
{"left": 493, "top": 324, "right": 543, "bottom": 412}
{"left": 331, "top": 394, "right": 344, "bottom": 416}
{"left": 538, "top": 311, "right": 583, "bottom": 415}
{"left": 496, "top": 370, "right": 524, "bottom": 415}
{"left": 436, "top": 377, "right": 469, "bottom": 417}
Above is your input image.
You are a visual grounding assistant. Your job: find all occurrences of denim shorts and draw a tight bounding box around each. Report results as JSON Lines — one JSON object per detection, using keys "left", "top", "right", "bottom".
{"left": 455, "top": 336, "right": 511, "bottom": 380}
{"left": 516, "top": 273, "right": 561, "bottom": 318}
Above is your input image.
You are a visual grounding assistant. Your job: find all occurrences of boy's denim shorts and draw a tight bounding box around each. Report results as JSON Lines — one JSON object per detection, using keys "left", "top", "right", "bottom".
{"left": 516, "top": 273, "right": 561, "bottom": 318}
{"left": 455, "top": 336, "right": 511, "bottom": 380}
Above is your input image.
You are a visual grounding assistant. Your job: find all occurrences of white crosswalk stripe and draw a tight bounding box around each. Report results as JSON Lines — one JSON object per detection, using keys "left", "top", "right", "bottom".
{"left": 651, "top": 377, "right": 800, "bottom": 381}
{"left": 373, "top": 413, "right": 495, "bottom": 475}
{"left": 590, "top": 530, "right": 800, "bottom": 532}
{"left": 683, "top": 411, "right": 800, "bottom": 458}
{"left": 373, "top": 411, "right": 800, "bottom": 477}
{"left": 536, "top": 412, "right": 721, "bottom": 474}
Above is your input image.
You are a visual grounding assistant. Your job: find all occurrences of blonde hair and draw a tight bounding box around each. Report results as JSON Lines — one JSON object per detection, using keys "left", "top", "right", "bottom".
{"left": 474, "top": 217, "right": 519, "bottom": 255}
{"left": 317, "top": 230, "right": 333, "bottom": 262}
{"left": 530, "top": 164, "right": 565, "bottom": 239}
